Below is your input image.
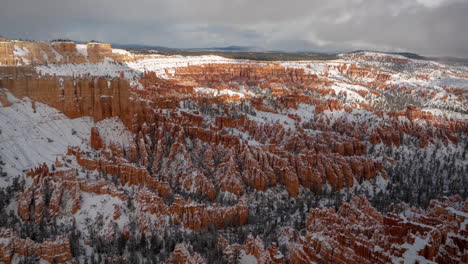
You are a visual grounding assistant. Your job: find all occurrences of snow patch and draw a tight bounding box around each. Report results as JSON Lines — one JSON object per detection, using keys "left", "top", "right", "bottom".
{"left": 0, "top": 92, "right": 92, "bottom": 183}
{"left": 194, "top": 87, "right": 246, "bottom": 98}
{"left": 238, "top": 251, "right": 257, "bottom": 264}
{"left": 51, "top": 48, "right": 63, "bottom": 62}
{"left": 112, "top": 48, "right": 130, "bottom": 56}
{"left": 76, "top": 44, "right": 88, "bottom": 57}
{"left": 13, "top": 45, "right": 30, "bottom": 57}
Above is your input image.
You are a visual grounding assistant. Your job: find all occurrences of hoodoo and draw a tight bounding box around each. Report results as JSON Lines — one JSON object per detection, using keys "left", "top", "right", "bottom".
{"left": 0, "top": 37, "right": 466, "bottom": 263}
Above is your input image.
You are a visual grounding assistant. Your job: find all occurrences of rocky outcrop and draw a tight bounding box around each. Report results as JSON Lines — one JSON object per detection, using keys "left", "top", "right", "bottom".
{"left": 219, "top": 235, "right": 284, "bottom": 264}
{"left": 287, "top": 195, "right": 467, "bottom": 264}
{"left": 18, "top": 163, "right": 127, "bottom": 221}
{"left": 2, "top": 40, "right": 468, "bottom": 264}
{"left": 0, "top": 39, "right": 133, "bottom": 66}
{"left": 218, "top": 195, "right": 467, "bottom": 264}
{"left": 169, "top": 243, "right": 206, "bottom": 264}
{"left": 0, "top": 75, "right": 134, "bottom": 126}
{"left": 90, "top": 127, "right": 104, "bottom": 150}
{"left": 73, "top": 150, "right": 172, "bottom": 198}
{"left": 135, "top": 188, "right": 248, "bottom": 232}
{"left": 170, "top": 196, "right": 248, "bottom": 231}
{"left": 0, "top": 228, "right": 73, "bottom": 264}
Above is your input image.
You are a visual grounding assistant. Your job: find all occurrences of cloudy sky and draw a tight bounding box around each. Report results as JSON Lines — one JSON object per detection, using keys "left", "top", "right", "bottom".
{"left": 1, "top": 0, "right": 467, "bottom": 57}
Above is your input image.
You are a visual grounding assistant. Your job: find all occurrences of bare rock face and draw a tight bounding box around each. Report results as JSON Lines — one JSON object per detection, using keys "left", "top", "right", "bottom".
{"left": 286, "top": 195, "right": 468, "bottom": 264}
{"left": 48, "top": 184, "right": 63, "bottom": 217}
{"left": 0, "top": 228, "right": 73, "bottom": 264}
{"left": 219, "top": 234, "right": 285, "bottom": 264}
{"left": 218, "top": 195, "right": 467, "bottom": 264}
{"left": 134, "top": 187, "right": 248, "bottom": 232}
{"left": 214, "top": 151, "right": 245, "bottom": 196}
{"left": 17, "top": 186, "right": 34, "bottom": 222}
{"left": 0, "top": 75, "right": 133, "bottom": 126}
{"left": 0, "top": 90, "right": 12, "bottom": 106}
{"left": 169, "top": 243, "right": 206, "bottom": 264}
{"left": 1, "top": 42, "right": 467, "bottom": 263}
{"left": 86, "top": 43, "right": 112, "bottom": 63}
{"left": 18, "top": 163, "right": 128, "bottom": 221}
{"left": 175, "top": 170, "right": 217, "bottom": 201}
{"left": 0, "top": 40, "right": 133, "bottom": 66}
{"left": 0, "top": 42, "right": 16, "bottom": 65}
{"left": 74, "top": 149, "right": 172, "bottom": 198}
{"left": 113, "top": 204, "right": 122, "bottom": 220}
{"left": 90, "top": 126, "right": 104, "bottom": 150}
{"left": 169, "top": 196, "right": 248, "bottom": 231}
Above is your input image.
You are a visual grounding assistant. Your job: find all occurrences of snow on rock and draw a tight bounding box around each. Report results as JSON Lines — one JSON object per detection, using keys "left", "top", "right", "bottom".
{"left": 76, "top": 44, "right": 88, "bottom": 57}
{"left": 51, "top": 47, "right": 63, "bottom": 62}
{"left": 35, "top": 59, "right": 138, "bottom": 79}
{"left": 0, "top": 228, "right": 73, "bottom": 264}
{"left": 0, "top": 92, "right": 93, "bottom": 181}
{"left": 239, "top": 252, "right": 258, "bottom": 264}
{"left": 95, "top": 117, "right": 133, "bottom": 148}
{"left": 169, "top": 242, "right": 206, "bottom": 264}
{"left": 34, "top": 55, "right": 235, "bottom": 81}
{"left": 12, "top": 45, "right": 30, "bottom": 58}
{"left": 112, "top": 48, "right": 131, "bottom": 56}
{"left": 194, "top": 87, "right": 246, "bottom": 98}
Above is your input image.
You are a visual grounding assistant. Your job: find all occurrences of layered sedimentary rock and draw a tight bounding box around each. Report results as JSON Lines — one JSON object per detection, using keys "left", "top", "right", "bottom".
{"left": 135, "top": 188, "right": 248, "bottom": 233}
{"left": 0, "top": 39, "right": 133, "bottom": 66}
{"left": 169, "top": 243, "right": 206, "bottom": 264}
{"left": 219, "top": 195, "right": 467, "bottom": 264}
{"left": 90, "top": 127, "right": 104, "bottom": 150}
{"left": 18, "top": 160, "right": 248, "bottom": 235}
{"left": 0, "top": 228, "right": 73, "bottom": 264}
{"left": 1, "top": 42, "right": 467, "bottom": 263}
{"left": 18, "top": 163, "right": 127, "bottom": 221}
{"left": 72, "top": 149, "right": 172, "bottom": 198}
{"left": 287, "top": 195, "right": 468, "bottom": 264}
{"left": 219, "top": 235, "right": 284, "bottom": 264}
{"left": 2, "top": 50, "right": 464, "bottom": 202}
{"left": 0, "top": 74, "right": 134, "bottom": 125}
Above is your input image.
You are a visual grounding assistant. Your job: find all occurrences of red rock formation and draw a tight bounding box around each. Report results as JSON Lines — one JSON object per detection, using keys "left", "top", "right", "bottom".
{"left": 19, "top": 164, "right": 128, "bottom": 220}
{"left": 287, "top": 195, "right": 467, "bottom": 264}
{"left": 3, "top": 43, "right": 468, "bottom": 264}
{"left": 219, "top": 235, "right": 285, "bottom": 264}
{"left": 90, "top": 127, "right": 104, "bottom": 150}
{"left": 1, "top": 75, "right": 134, "bottom": 126}
{"left": 176, "top": 170, "right": 216, "bottom": 201}
{"left": 17, "top": 186, "right": 33, "bottom": 221}
{"left": 74, "top": 150, "right": 172, "bottom": 198}
{"left": 134, "top": 188, "right": 248, "bottom": 232}
{"left": 219, "top": 195, "right": 467, "bottom": 264}
{"left": 113, "top": 204, "right": 122, "bottom": 220}
{"left": 170, "top": 196, "right": 248, "bottom": 231}
{"left": 214, "top": 151, "right": 244, "bottom": 196}
{"left": 0, "top": 90, "right": 12, "bottom": 106}
{"left": 169, "top": 243, "right": 206, "bottom": 264}
{"left": 0, "top": 40, "right": 133, "bottom": 66}
{"left": 0, "top": 228, "right": 73, "bottom": 264}
{"left": 49, "top": 184, "right": 63, "bottom": 217}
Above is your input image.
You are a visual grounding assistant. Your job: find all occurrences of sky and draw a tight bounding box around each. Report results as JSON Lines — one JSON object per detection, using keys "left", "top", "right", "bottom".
{"left": 1, "top": 0, "right": 467, "bottom": 57}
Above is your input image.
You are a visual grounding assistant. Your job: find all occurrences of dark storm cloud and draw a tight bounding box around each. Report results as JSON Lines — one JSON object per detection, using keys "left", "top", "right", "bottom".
{"left": 1, "top": 0, "right": 467, "bottom": 57}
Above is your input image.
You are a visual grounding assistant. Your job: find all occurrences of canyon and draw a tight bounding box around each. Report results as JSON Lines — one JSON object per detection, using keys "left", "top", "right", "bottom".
{"left": 0, "top": 38, "right": 466, "bottom": 263}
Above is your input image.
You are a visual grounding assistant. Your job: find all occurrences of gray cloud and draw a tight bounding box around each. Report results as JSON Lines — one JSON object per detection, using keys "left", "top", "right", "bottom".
{"left": 1, "top": 0, "right": 467, "bottom": 57}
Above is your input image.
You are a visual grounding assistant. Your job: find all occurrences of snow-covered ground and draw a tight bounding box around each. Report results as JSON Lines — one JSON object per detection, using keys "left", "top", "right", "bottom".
{"left": 35, "top": 58, "right": 138, "bottom": 79}
{"left": 126, "top": 55, "right": 235, "bottom": 78}
{"left": 194, "top": 87, "right": 248, "bottom": 98}
{"left": 0, "top": 91, "right": 93, "bottom": 182}
{"left": 76, "top": 44, "right": 88, "bottom": 57}
{"left": 34, "top": 55, "right": 237, "bottom": 80}
{"left": 0, "top": 90, "right": 133, "bottom": 186}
